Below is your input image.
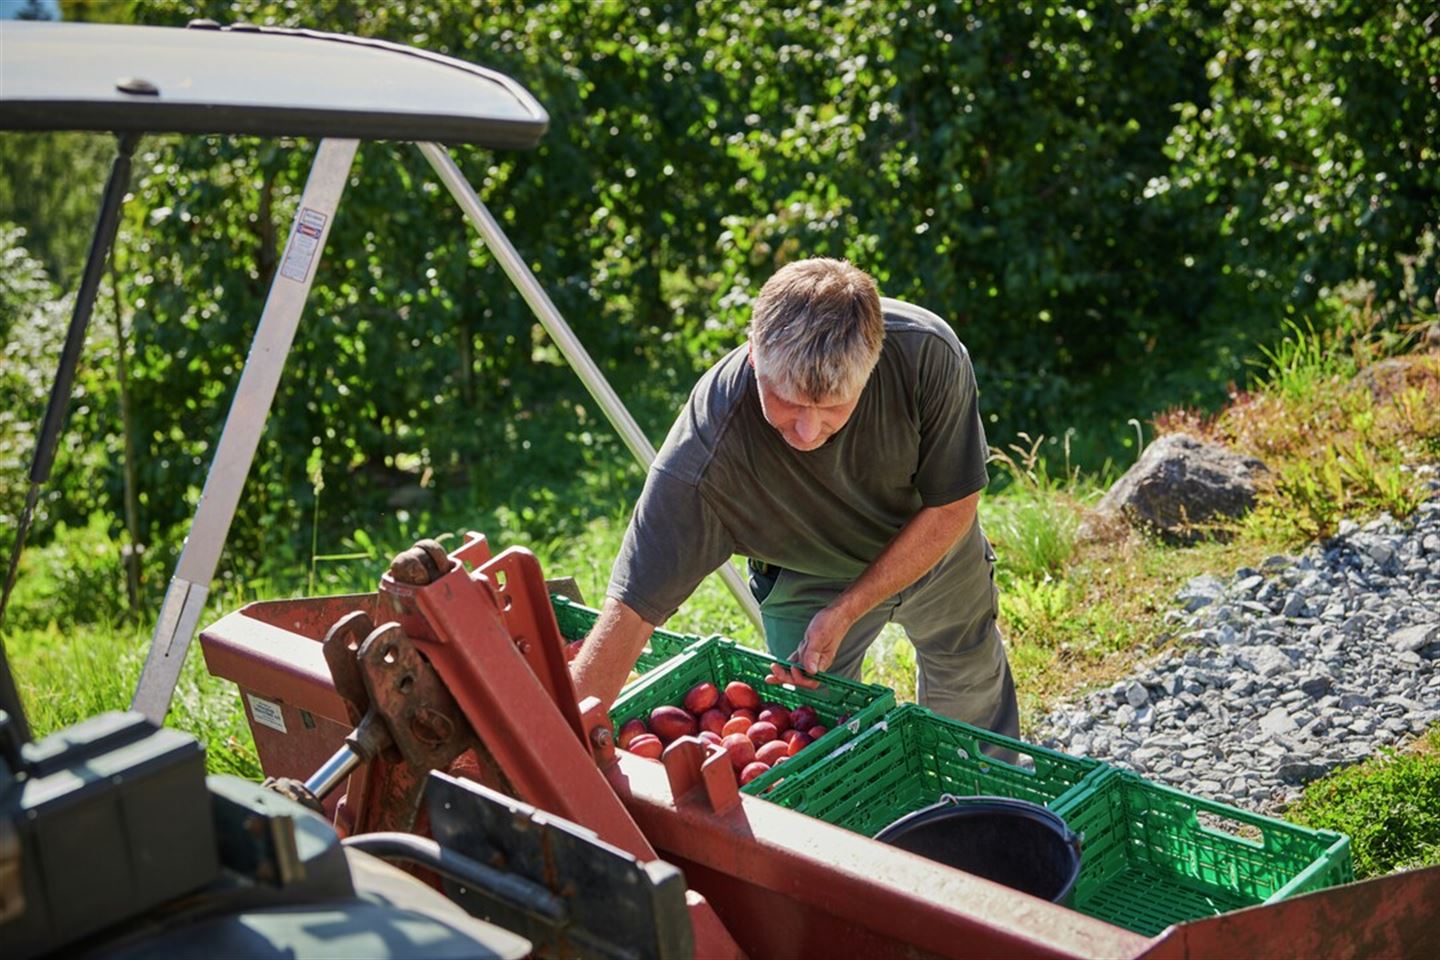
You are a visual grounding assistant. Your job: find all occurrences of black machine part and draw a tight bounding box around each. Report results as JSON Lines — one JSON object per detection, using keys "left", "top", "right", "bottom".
{"left": 92, "top": 848, "right": 531, "bottom": 960}
{"left": 0, "top": 713, "right": 534, "bottom": 959}
{"left": 85, "top": 774, "right": 531, "bottom": 960}
{"left": 425, "top": 770, "right": 695, "bottom": 960}
{"left": 1, "top": 711, "right": 219, "bottom": 960}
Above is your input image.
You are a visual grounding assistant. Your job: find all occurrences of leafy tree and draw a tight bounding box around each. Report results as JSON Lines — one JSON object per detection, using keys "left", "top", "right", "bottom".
{"left": 4, "top": 0, "right": 1435, "bottom": 596}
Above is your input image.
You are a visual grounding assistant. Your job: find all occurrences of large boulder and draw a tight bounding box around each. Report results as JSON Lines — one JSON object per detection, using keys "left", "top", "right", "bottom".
{"left": 1091, "top": 433, "right": 1267, "bottom": 544}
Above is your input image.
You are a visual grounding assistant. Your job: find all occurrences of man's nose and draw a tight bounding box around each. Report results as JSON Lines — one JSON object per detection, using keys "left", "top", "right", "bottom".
{"left": 794, "top": 410, "right": 821, "bottom": 443}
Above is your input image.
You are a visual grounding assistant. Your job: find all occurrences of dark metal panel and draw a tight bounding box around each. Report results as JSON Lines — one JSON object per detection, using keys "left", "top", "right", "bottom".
{"left": 0, "top": 22, "right": 548, "bottom": 148}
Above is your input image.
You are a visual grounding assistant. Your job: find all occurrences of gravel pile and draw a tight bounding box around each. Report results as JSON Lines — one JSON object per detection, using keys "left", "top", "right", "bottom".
{"left": 1033, "top": 466, "right": 1440, "bottom": 815}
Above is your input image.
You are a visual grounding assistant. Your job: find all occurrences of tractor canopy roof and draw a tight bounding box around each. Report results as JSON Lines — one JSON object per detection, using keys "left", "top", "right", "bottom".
{"left": 0, "top": 20, "right": 548, "bottom": 148}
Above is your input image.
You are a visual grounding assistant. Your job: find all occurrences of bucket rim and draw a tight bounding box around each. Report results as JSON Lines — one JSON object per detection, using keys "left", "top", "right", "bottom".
{"left": 872, "top": 794, "right": 1083, "bottom": 904}
{"left": 874, "top": 794, "right": 1079, "bottom": 843}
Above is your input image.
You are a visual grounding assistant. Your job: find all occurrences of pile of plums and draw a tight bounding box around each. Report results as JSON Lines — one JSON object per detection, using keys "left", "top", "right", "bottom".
{"left": 616, "top": 680, "right": 833, "bottom": 785}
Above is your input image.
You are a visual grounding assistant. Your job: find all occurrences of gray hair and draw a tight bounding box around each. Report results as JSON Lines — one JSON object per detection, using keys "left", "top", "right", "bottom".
{"left": 748, "top": 258, "right": 884, "bottom": 401}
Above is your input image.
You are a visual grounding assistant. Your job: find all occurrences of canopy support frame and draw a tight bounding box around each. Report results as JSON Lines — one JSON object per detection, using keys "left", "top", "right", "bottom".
{"left": 131, "top": 137, "right": 358, "bottom": 723}
{"left": 131, "top": 137, "right": 763, "bottom": 724}
{"left": 417, "top": 141, "right": 764, "bottom": 635}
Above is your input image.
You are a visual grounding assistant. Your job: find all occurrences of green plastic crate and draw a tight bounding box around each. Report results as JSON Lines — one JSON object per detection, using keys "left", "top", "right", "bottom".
{"left": 764, "top": 702, "right": 1106, "bottom": 838}
{"left": 611, "top": 636, "right": 896, "bottom": 796}
{"left": 550, "top": 595, "right": 698, "bottom": 675}
{"left": 1053, "top": 770, "right": 1354, "bottom": 935}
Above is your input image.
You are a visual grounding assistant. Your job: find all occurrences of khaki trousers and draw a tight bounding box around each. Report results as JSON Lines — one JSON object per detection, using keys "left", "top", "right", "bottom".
{"left": 748, "top": 548, "right": 1021, "bottom": 750}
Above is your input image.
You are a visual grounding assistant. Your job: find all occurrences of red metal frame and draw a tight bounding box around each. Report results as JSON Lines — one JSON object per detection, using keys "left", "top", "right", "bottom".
{"left": 370, "top": 535, "right": 744, "bottom": 957}
{"left": 1136, "top": 864, "right": 1440, "bottom": 960}
{"left": 201, "top": 594, "right": 376, "bottom": 817}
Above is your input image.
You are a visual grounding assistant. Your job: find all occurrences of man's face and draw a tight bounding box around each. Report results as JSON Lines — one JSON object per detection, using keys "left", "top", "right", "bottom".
{"left": 754, "top": 372, "right": 862, "bottom": 452}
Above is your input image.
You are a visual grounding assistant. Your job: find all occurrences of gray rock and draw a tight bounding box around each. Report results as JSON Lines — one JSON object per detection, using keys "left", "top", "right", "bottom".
{"left": 1124, "top": 681, "right": 1150, "bottom": 708}
{"left": 1259, "top": 707, "right": 1298, "bottom": 737}
{"left": 1177, "top": 574, "right": 1226, "bottom": 611}
{"left": 1238, "top": 645, "right": 1292, "bottom": 678}
{"left": 1297, "top": 716, "right": 1330, "bottom": 739}
{"left": 1092, "top": 434, "right": 1269, "bottom": 544}
{"left": 1367, "top": 539, "right": 1397, "bottom": 566}
{"left": 1281, "top": 592, "right": 1311, "bottom": 618}
{"left": 1032, "top": 476, "right": 1440, "bottom": 817}
{"left": 1234, "top": 574, "right": 1266, "bottom": 596}
{"left": 1278, "top": 759, "right": 1329, "bottom": 785}
{"left": 1392, "top": 623, "right": 1440, "bottom": 652}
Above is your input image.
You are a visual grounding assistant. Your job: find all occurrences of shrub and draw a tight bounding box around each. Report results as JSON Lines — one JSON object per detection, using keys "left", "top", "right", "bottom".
{"left": 4, "top": 512, "right": 130, "bottom": 630}
{"left": 1288, "top": 729, "right": 1440, "bottom": 880}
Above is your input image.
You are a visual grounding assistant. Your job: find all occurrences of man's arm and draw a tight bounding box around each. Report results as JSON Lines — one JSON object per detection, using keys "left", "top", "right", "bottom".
{"left": 570, "top": 597, "right": 657, "bottom": 709}
{"left": 768, "top": 490, "right": 980, "bottom": 687}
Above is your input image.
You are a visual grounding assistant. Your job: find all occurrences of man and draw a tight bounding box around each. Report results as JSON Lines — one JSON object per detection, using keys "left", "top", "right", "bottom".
{"left": 570, "top": 258, "right": 1018, "bottom": 741}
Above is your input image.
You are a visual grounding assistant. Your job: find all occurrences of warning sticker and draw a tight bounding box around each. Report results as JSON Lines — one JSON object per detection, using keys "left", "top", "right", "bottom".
{"left": 279, "top": 207, "right": 328, "bottom": 283}
{"left": 248, "top": 693, "right": 288, "bottom": 734}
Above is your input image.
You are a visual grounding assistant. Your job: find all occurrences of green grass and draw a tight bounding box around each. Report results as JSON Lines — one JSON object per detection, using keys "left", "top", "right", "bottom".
{"left": 9, "top": 618, "right": 262, "bottom": 779}
{"left": 1286, "top": 728, "right": 1440, "bottom": 880}
{"left": 1253, "top": 317, "right": 1356, "bottom": 403}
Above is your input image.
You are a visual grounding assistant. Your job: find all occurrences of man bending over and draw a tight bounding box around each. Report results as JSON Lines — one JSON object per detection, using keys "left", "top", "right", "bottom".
{"left": 570, "top": 258, "right": 1018, "bottom": 742}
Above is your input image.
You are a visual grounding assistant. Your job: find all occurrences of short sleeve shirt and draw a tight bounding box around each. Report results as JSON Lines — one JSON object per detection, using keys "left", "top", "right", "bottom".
{"left": 609, "top": 299, "right": 990, "bottom": 625}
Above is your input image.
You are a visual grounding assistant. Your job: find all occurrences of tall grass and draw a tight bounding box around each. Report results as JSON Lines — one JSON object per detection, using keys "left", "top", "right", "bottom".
{"left": 1253, "top": 318, "right": 1355, "bottom": 403}
{"left": 9, "top": 617, "right": 261, "bottom": 778}
{"left": 985, "top": 433, "right": 1089, "bottom": 585}
{"left": 1224, "top": 317, "right": 1440, "bottom": 544}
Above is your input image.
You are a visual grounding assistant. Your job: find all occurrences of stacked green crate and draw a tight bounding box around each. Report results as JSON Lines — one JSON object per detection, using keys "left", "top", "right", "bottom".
{"left": 550, "top": 595, "right": 698, "bottom": 675}
{"left": 611, "top": 636, "right": 895, "bottom": 795}
{"left": 1053, "top": 769, "right": 1353, "bottom": 935}
{"left": 763, "top": 703, "right": 1106, "bottom": 837}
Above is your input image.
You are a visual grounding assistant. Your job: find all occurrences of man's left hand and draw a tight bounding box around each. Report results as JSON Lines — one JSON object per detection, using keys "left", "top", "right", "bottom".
{"left": 767, "top": 605, "right": 852, "bottom": 688}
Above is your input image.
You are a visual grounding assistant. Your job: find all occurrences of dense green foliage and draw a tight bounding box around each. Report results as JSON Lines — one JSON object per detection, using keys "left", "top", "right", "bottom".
{"left": 2, "top": 0, "right": 1436, "bottom": 610}
{"left": 1289, "top": 729, "right": 1440, "bottom": 880}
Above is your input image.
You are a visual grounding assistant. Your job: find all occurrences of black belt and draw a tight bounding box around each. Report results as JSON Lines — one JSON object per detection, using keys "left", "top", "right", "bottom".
{"left": 747, "top": 558, "right": 783, "bottom": 579}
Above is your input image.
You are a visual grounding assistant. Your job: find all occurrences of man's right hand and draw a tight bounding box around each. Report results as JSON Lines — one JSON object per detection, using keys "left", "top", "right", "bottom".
{"left": 569, "top": 597, "right": 656, "bottom": 710}
{"left": 766, "top": 603, "right": 853, "bottom": 688}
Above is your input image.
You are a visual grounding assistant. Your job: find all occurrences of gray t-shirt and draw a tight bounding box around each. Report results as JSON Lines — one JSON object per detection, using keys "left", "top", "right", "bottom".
{"left": 610, "top": 298, "right": 991, "bottom": 625}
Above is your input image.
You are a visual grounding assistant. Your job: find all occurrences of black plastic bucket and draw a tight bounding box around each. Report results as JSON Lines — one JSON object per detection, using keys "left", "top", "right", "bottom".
{"left": 873, "top": 795, "right": 1082, "bottom": 904}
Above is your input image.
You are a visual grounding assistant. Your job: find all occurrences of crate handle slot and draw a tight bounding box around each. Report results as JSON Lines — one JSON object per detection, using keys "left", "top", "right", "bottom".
{"left": 956, "top": 743, "right": 1037, "bottom": 776}
{"left": 1195, "top": 809, "right": 1267, "bottom": 847}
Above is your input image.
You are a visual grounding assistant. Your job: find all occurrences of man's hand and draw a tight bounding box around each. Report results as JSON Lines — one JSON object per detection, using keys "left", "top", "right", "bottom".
{"left": 763, "top": 493, "right": 982, "bottom": 689}
{"left": 767, "top": 604, "right": 854, "bottom": 688}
